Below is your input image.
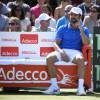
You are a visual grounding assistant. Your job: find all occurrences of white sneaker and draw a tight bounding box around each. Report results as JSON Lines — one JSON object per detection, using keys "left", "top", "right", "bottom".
{"left": 77, "top": 88, "right": 86, "bottom": 96}
{"left": 42, "top": 85, "right": 60, "bottom": 95}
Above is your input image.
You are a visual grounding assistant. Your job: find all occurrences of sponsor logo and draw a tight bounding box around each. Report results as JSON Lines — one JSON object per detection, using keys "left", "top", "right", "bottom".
{"left": 22, "top": 51, "right": 37, "bottom": 54}
{"left": 0, "top": 67, "right": 76, "bottom": 86}
{"left": 20, "top": 34, "right": 38, "bottom": 44}
{"left": 1, "top": 47, "right": 19, "bottom": 56}
{"left": 41, "top": 39, "right": 54, "bottom": 42}
{"left": 0, "top": 67, "right": 48, "bottom": 81}
{"left": 1, "top": 38, "right": 16, "bottom": 42}
{"left": 40, "top": 47, "right": 54, "bottom": 57}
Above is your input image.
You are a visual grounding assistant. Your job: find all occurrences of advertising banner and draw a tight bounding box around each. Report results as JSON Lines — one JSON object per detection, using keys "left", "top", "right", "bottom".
{"left": 0, "top": 32, "right": 56, "bottom": 60}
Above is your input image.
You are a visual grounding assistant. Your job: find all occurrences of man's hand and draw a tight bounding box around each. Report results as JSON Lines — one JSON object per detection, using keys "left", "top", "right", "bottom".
{"left": 74, "top": 19, "right": 81, "bottom": 28}
{"left": 59, "top": 50, "right": 70, "bottom": 62}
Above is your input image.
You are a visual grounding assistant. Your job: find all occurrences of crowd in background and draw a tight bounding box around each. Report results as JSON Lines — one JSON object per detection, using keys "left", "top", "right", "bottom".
{"left": 0, "top": 0, "right": 100, "bottom": 33}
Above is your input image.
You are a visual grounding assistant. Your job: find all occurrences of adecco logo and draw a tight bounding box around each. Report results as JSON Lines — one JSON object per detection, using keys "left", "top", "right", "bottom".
{"left": 1, "top": 47, "right": 19, "bottom": 56}
{"left": 40, "top": 47, "right": 54, "bottom": 57}
{"left": 0, "top": 67, "right": 48, "bottom": 81}
{"left": 20, "top": 34, "right": 38, "bottom": 44}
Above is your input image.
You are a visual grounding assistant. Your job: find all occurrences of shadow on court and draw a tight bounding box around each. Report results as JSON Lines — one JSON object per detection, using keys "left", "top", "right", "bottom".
{"left": 0, "top": 88, "right": 100, "bottom": 98}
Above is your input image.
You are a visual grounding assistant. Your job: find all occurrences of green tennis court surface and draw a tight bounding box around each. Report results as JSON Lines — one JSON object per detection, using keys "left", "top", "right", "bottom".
{"left": 0, "top": 89, "right": 100, "bottom": 100}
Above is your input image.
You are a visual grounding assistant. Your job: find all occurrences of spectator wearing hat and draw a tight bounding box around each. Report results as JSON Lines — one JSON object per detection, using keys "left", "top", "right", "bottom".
{"left": 42, "top": 7, "right": 90, "bottom": 96}
{"left": 35, "top": 4, "right": 56, "bottom": 29}
{"left": 56, "top": 4, "right": 73, "bottom": 29}
{"left": 32, "top": 13, "right": 55, "bottom": 32}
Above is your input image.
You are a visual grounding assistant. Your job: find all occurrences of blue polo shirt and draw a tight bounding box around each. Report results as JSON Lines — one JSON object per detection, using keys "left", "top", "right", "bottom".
{"left": 55, "top": 24, "right": 89, "bottom": 51}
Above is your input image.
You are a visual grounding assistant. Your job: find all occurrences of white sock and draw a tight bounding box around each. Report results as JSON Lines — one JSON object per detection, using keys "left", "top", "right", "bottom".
{"left": 50, "top": 78, "right": 59, "bottom": 88}
{"left": 78, "top": 79, "right": 84, "bottom": 90}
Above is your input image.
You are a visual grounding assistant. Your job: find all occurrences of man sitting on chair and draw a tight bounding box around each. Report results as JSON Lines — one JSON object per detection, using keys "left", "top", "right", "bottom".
{"left": 43, "top": 7, "right": 90, "bottom": 96}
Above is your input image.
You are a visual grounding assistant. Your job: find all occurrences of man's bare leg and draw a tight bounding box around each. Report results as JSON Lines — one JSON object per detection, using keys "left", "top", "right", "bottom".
{"left": 73, "top": 56, "right": 86, "bottom": 95}
{"left": 43, "top": 52, "right": 60, "bottom": 94}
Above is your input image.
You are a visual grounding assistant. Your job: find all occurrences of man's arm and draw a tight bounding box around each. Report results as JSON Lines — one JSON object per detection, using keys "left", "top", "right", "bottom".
{"left": 79, "top": 25, "right": 90, "bottom": 45}
{"left": 75, "top": 20, "right": 90, "bottom": 45}
{"left": 54, "top": 40, "right": 63, "bottom": 53}
{"left": 54, "top": 40, "right": 70, "bottom": 62}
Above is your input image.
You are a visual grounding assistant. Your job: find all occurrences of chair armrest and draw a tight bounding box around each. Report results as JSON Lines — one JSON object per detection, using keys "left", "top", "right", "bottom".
{"left": 82, "top": 44, "right": 92, "bottom": 61}
{"left": 82, "top": 45, "right": 92, "bottom": 89}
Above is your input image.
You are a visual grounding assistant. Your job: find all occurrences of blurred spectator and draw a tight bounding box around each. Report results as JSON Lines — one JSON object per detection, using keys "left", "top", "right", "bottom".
{"left": 71, "top": 0, "right": 83, "bottom": 6}
{"left": 7, "top": 17, "right": 21, "bottom": 31}
{"left": 97, "top": 19, "right": 100, "bottom": 26}
{"left": 32, "top": 13, "right": 55, "bottom": 32}
{"left": 35, "top": 4, "right": 56, "bottom": 29}
{"left": 24, "top": 0, "right": 37, "bottom": 7}
{"left": 1, "top": 0, "right": 13, "bottom": 4}
{"left": 0, "top": 0, "right": 11, "bottom": 15}
{"left": 46, "top": 0, "right": 58, "bottom": 16}
{"left": 54, "top": 0, "right": 72, "bottom": 20}
{"left": 0, "top": 1, "right": 9, "bottom": 31}
{"left": 78, "top": 0, "right": 93, "bottom": 20}
{"left": 31, "top": 0, "right": 46, "bottom": 26}
{"left": 7, "top": 0, "right": 30, "bottom": 18}
{"left": 10, "top": 4, "right": 31, "bottom": 31}
{"left": 56, "top": 4, "right": 73, "bottom": 29}
{"left": 83, "top": 4, "right": 100, "bottom": 34}
{"left": 96, "top": 0, "right": 100, "bottom": 5}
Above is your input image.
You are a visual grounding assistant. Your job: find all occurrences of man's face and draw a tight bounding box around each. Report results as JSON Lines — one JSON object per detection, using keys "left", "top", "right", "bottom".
{"left": 40, "top": 19, "right": 50, "bottom": 29}
{"left": 8, "top": 21, "right": 21, "bottom": 31}
{"left": 69, "top": 12, "right": 80, "bottom": 28}
{"left": 70, "top": 13, "right": 79, "bottom": 22}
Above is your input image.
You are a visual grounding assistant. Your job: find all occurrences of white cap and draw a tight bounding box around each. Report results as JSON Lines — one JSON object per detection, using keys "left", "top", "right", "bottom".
{"left": 69, "top": 7, "right": 82, "bottom": 15}
{"left": 38, "top": 13, "right": 51, "bottom": 22}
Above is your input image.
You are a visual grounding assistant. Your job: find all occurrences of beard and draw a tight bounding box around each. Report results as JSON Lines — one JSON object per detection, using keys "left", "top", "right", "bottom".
{"left": 70, "top": 18, "right": 78, "bottom": 24}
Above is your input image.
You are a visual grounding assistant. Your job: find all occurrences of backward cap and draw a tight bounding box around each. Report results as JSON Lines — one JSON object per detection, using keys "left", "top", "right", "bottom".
{"left": 69, "top": 7, "right": 82, "bottom": 15}
{"left": 64, "top": 5, "right": 73, "bottom": 12}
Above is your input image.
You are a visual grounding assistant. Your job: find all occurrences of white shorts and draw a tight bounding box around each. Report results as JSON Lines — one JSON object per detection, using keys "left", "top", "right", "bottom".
{"left": 47, "top": 49, "right": 83, "bottom": 62}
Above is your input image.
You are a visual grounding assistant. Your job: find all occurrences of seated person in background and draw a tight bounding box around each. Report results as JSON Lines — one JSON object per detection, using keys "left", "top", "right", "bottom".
{"left": 97, "top": 19, "right": 100, "bottom": 26}
{"left": 10, "top": 4, "right": 32, "bottom": 31}
{"left": 7, "top": 0, "right": 30, "bottom": 18}
{"left": 31, "top": 0, "right": 46, "bottom": 26}
{"left": 78, "top": 0, "right": 93, "bottom": 21}
{"left": 83, "top": 4, "right": 100, "bottom": 34}
{"left": 54, "top": 0, "right": 72, "bottom": 20}
{"left": 7, "top": 17, "right": 21, "bottom": 32}
{"left": 32, "top": 13, "right": 55, "bottom": 32}
{"left": 0, "top": 1, "right": 9, "bottom": 31}
{"left": 0, "top": 1, "right": 11, "bottom": 15}
{"left": 43, "top": 7, "right": 90, "bottom": 96}
{"left": 35, "top": 4, "right": 56, "bottom": 29}
{"left": 56, "top": 4, "right": 73, "bottom": 29}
